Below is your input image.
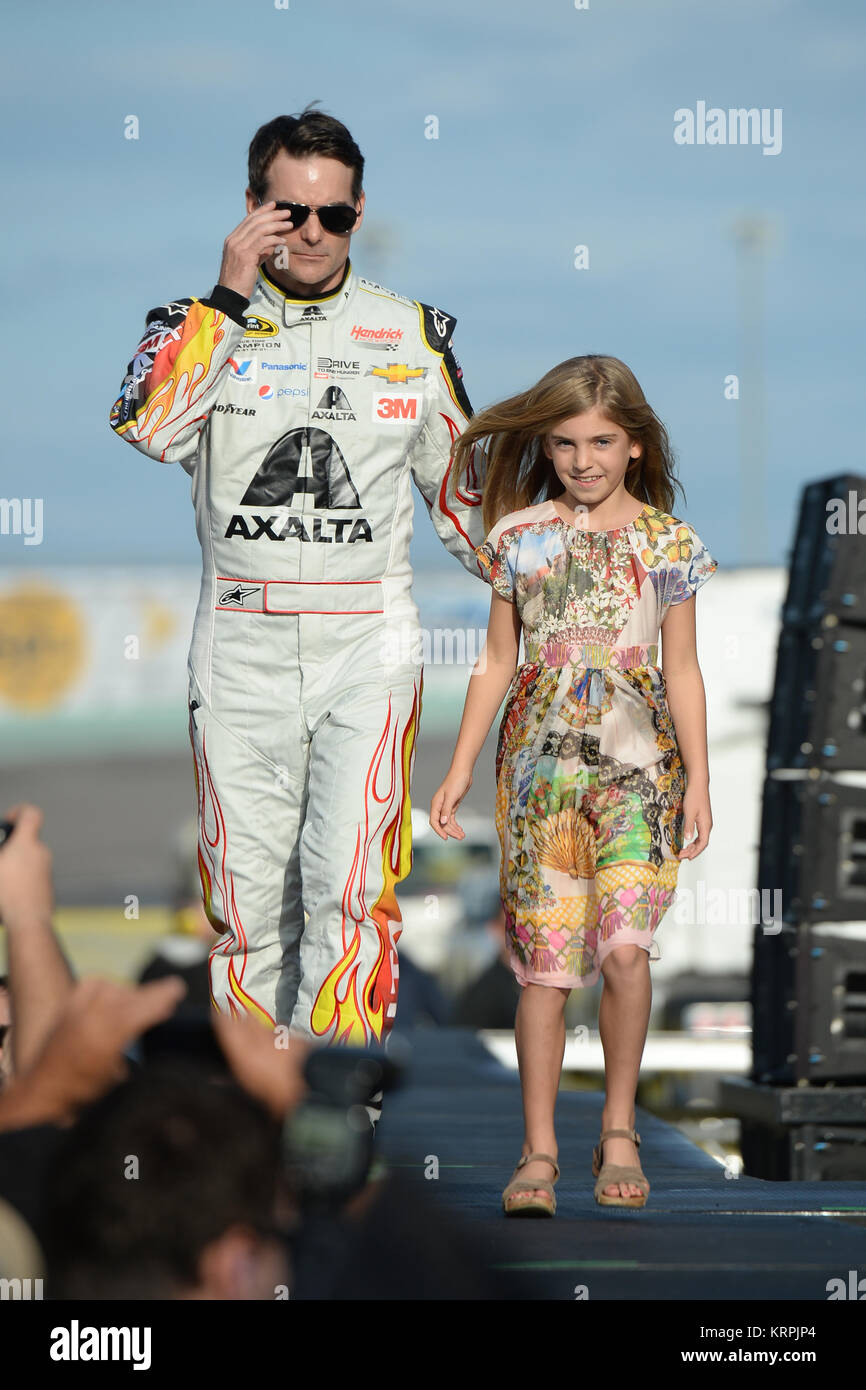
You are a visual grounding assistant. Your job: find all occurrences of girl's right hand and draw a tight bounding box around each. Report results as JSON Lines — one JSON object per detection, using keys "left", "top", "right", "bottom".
{"left": 429, "top": 767, "right": 472, "bottom": 840}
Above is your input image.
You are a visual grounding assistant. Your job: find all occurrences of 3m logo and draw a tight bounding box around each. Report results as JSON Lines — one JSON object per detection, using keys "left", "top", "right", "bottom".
{"left": 373, "top": 394, "right": 422, "bottom": 422}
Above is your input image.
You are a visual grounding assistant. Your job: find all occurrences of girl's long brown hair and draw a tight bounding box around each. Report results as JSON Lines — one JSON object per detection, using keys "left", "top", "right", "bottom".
{"left": 453, "top": 355, "right": 686, "bottom": 533}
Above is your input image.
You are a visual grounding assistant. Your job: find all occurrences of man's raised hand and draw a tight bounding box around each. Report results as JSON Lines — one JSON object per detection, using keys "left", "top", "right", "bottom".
{"left": 217, "top": 201, "right": 294, "bottom": 299}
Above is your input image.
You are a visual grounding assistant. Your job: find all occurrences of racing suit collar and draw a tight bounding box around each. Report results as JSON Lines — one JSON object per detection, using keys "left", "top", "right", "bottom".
{"left": 255, "top": 257, "right": 356, "bottom": 326}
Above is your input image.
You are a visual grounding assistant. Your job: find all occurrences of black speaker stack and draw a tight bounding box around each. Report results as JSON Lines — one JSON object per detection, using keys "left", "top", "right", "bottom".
{"left": 719, "top": 474, "right": 866, "bottom": 1178}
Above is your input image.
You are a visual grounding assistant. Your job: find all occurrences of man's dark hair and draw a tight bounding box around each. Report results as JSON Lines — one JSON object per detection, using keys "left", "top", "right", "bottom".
{"left": 248, "top": 104, "right": 365, "bottom": 203}
{"left": 41, "top": 1067, "right": 283, "bottom": 1299}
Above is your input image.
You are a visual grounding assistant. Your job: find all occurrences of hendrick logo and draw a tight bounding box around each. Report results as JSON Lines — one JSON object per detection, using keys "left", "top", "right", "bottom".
{"left": 351, "top": 324, "right": 403, "bottom": 343}
{"left": 312, "top": 386, "right": 355, "bottom": 422}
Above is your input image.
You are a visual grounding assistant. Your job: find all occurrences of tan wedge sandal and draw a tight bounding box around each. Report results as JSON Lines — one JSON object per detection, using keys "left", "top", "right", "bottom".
{"left": 502, "top": 1152, "right": 560, "bottom": 1217}
{"left": 592, "top": 1128, "right": 650, "bottom": 1208}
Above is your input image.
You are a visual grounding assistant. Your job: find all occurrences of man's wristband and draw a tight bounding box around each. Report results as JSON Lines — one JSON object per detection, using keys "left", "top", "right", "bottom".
{"left": 201, "top": 283, "right": 250, "bottom": 327}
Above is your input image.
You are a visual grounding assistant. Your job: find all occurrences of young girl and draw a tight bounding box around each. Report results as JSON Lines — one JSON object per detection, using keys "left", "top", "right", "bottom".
{"left": 429, "top": 355, "right": 717, "bottom": 1214}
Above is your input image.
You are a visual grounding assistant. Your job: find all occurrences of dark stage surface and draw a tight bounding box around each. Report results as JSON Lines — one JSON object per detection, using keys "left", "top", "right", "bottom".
{"left": 376, "top": 1027, "right": 866, "bottom": 1301}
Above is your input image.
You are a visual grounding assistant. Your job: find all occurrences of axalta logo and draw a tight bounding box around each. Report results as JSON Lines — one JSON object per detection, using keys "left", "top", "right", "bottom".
{"left": 242, "top": 314, "right": 279, "bottom": 338}
{"left": 229, "top": 426, "right": 373, "bottom": 543}
{"left": 373, "top": 393, "right": 422, "bottom": 422}
{"left": 225, "top": 515, "right": 373, "bottom": 544}
{"left": 312, "top": 387, "right": 355, "bottom": 422}
{"left": 351, "top": 324, "right": 403, "bottom": 343}
{"left": 229, "top": 358, "right": 256, "bottom": 382}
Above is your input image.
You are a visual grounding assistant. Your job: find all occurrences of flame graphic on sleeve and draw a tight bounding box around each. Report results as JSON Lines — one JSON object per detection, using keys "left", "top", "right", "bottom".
{"left": 188, "top": 704, "right": 276, "bottom": 1028}
{"left": 436, "top": 412, "right": 484, "bottom": 545}
{"left": 310, "top": 676, "right": 422, "bottom": 1046}
{"left": 137, "top": 304, "right": 228, "bottom": 454}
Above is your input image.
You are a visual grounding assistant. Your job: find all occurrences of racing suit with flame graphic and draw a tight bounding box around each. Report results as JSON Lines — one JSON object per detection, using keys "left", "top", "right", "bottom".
{"left": 110, "top": 259, "right": 485, "bottom": 1043}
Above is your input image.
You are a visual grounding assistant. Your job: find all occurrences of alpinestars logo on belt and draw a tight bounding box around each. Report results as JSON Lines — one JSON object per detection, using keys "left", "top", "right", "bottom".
{"left": 219, "top": 585, "right": 260, "bottom": 606}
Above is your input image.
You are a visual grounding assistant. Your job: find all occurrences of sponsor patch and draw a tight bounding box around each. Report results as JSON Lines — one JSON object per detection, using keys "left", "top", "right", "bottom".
{"left": 241, "top": 314, "right": 279, "bottom": 338}
{"left": 365, "top": 363, "right": 428, "bottom": 385}
{"left": 351, "top": 324, "right": 403, "bottom": 344}
{"left": 372, "top": 393, "right": 423, "bottom": 422}
{"left": 229, "top": 358, "right": 256, "bottom": 383}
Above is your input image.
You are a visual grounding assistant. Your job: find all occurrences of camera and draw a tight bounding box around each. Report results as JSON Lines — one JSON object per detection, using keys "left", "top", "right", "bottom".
{"left": 281, "top": 1045, "right": 404, "bottom": 1209}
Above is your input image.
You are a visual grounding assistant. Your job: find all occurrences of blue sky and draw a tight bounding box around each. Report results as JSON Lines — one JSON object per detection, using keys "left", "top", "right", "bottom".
{"left": 1, "top": 0, "right": 863, "bottom": 572}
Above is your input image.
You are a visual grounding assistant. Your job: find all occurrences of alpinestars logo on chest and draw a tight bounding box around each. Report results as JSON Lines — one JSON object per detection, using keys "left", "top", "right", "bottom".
{"left": 225, "top": 426, "right": 373, "bottom": 544}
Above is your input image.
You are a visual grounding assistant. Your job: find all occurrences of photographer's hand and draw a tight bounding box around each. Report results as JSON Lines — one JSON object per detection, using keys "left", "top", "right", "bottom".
{"left": 0, "top": 804, "right": 54, "bottom": 930}
{"left": 212, "top": 1010, "right": 311, "bottom": 1121}
{"left": 217, "top": 201, "right": 295, "bottom": 299}
{"left": 0, "top": 975, "right": 187, "bottom": 1132}
{"left": 0, "top": 804, "right": 74, "bottom": 1077}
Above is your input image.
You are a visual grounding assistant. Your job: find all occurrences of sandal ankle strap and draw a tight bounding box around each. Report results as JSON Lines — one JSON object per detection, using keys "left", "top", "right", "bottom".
{"left": 598, "top": 1128, "right": 640, "bottom": 1146}
{"left": 517, "top": 1151, "right": 561, "bottom": 1179}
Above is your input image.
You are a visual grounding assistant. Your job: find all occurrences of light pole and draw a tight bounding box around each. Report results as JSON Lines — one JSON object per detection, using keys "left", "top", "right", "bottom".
{"left": 732, "top": 215, "right": 774, "bottom": 567}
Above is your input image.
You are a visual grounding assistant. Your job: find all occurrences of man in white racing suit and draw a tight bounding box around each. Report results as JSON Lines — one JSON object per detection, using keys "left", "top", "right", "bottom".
{"left": 109, "top": 108, "right": 485, "bottom": 1046}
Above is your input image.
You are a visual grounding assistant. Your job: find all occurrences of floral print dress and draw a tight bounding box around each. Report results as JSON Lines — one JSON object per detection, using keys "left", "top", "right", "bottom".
{"left": 474, "top": 497, "right": 718, "bottom": 989}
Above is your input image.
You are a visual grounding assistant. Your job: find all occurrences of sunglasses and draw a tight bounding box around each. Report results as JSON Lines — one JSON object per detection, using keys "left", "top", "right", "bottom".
{"left": 265, "top": 200, "right": 359, "bottom": 235}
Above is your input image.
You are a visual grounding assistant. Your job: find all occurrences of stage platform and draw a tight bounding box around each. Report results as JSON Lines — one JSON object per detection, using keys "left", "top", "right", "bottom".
{"left": 376, "top": 1027, "right": 866, "bottom": 1301}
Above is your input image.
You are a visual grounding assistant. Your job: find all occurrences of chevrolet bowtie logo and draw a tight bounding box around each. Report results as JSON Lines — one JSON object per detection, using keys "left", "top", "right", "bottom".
{"left": 366, "top": 363, "right": 427, "bottom": 383}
